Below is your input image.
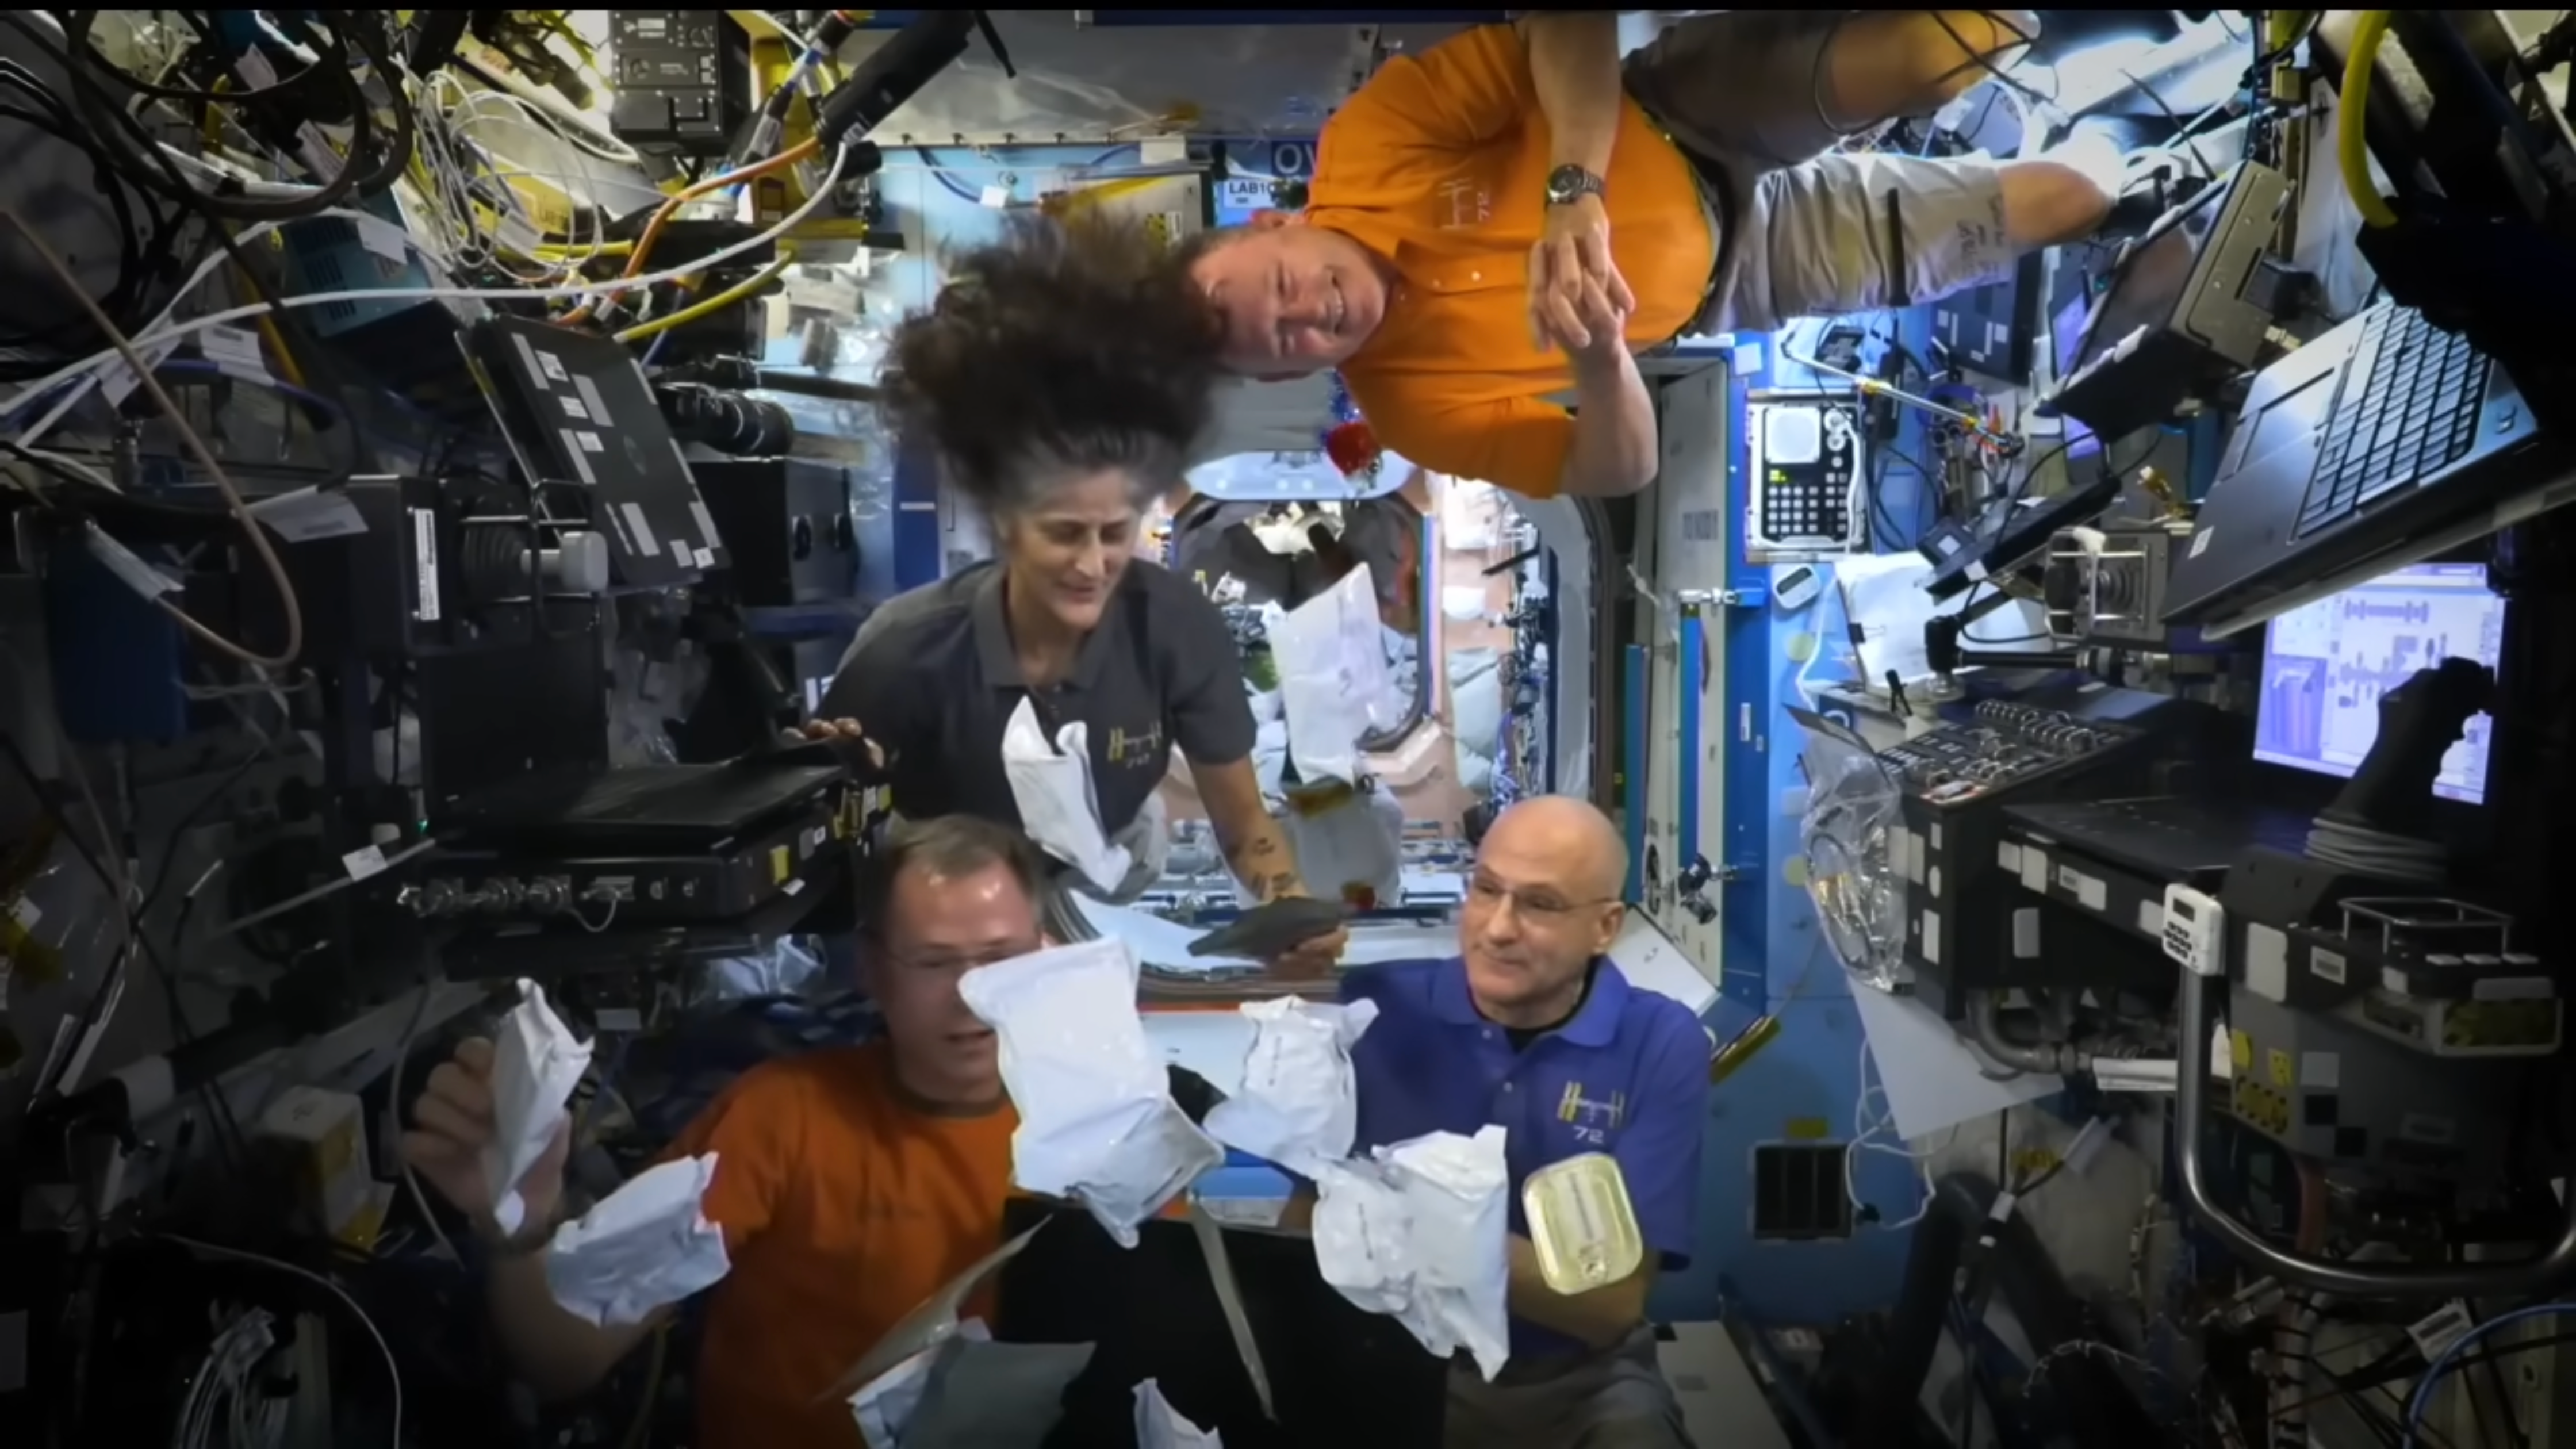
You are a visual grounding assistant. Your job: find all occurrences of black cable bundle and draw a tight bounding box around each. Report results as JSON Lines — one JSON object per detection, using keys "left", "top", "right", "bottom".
{"left": 1860, "top": 1171, "right": 2167, "bottom": 1449}
{"left": 0, "top": 53, "right": 191, "bottom": 376}
{"left": 53, "top": 9, "right": 419, "bottom": 222}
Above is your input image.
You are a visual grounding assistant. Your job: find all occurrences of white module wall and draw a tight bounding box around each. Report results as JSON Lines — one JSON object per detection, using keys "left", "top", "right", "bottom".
{"left": 1635, "top": 365, "right": 1734, "bottom": 987}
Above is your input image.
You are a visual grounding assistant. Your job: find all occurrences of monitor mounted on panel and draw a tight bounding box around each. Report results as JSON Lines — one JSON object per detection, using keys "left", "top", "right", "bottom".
{"left": 2038, "top": 160, "right": 2291, "bottom": 445}
{"left": 2252, "top": 561, "right": 2505, "bottom": 806}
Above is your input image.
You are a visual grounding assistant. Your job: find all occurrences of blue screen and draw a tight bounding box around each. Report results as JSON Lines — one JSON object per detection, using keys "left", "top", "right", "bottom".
{"left": 2253, "top": 562, "right": 2505, "bottom": 804}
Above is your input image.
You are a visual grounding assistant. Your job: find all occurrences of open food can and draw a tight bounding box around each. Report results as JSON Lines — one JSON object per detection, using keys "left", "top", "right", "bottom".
{"left": 1522, "top": 1152, "right": 1644, "bottom": 1295}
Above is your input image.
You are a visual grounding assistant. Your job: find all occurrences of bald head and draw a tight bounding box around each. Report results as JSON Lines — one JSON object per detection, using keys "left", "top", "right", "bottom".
{"left": 1483, "top": 795, "right": 1628, "bottom": 899}
{"left": 1460, "top": 796, "right": 1629, "bottom": 1024}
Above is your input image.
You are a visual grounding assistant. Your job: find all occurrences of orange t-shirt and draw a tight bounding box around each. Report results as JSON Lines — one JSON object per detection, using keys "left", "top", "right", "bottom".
{"left": 662, "top": 1042, "right": 1018, "bottom": 1449}
{"left": 1311, "top": 24, "right": 1716, "bottom": 500}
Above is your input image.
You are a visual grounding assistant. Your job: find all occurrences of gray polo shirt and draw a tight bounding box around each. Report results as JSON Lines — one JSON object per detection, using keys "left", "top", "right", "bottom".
{"left": 819, "top": 559, "right": 1255, "bottom": 835}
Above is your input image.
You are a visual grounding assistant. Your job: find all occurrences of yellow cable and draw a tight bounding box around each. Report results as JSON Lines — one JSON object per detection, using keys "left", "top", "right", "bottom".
{"left": 537, "top": 240, "right": 637, "bottom": 260}
{"left": 612, "top": 254, "right": 798, "bottom": 343}
{"left": 252, "top": 312, "right": 306, "bottom": 388}
{"left": 2339, "top": 11, "right": 2401, "bottom": 229}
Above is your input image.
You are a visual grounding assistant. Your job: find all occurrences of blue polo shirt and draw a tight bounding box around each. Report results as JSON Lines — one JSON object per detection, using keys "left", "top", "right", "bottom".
{"left": 1340, "top": 956, "right": 1711, "bottom": 1362}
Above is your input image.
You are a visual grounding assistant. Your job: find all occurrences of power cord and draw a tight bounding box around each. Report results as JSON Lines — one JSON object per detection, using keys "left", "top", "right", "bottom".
{"left": 162, "top": 1233, "right": 405, "bottom": 1448}
{"left": 2302, "top": 814, "right": 2448, "bottom": 887}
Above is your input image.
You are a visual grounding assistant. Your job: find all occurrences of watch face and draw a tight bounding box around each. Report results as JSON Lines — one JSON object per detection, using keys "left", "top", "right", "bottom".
{"left": 1548, "top": 165, "right": 1595, "bottom": 202}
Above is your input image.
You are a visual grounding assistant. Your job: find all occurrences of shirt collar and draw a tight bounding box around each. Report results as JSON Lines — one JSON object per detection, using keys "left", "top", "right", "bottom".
{"left": 1433, "top": 954, "right": 1630, "bottom": 1048}
{"left": 970, "top": 566, "right": 1117, "bottom": 692}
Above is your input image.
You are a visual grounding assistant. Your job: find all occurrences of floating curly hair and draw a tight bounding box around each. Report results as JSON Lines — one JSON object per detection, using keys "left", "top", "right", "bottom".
{"left": 880, "top": 214, "right": 1224, "bottom": 517}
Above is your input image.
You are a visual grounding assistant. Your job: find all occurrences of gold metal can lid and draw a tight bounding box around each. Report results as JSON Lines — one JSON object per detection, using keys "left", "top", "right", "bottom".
{"left": 1522, "top": 1152, "right": 1644, "bottom": 1295}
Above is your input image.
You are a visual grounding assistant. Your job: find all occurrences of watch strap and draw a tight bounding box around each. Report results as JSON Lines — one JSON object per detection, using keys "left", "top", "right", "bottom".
{"left": 1547, "top": 164, "right": 1606, "bottom": 206}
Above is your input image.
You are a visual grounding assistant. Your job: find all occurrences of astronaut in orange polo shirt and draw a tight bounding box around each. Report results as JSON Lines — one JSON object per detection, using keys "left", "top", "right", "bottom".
{"left": 1183, "top": 13, "right": 2171, "bottom": 503}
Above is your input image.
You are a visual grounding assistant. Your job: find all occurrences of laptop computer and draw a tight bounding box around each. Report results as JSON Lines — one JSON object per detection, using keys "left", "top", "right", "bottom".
{"left": 436, "top": 757, "right": 845, "bottom": 851}
{"left": 2161, "top": 302, "right": 2576, "bottom": 639}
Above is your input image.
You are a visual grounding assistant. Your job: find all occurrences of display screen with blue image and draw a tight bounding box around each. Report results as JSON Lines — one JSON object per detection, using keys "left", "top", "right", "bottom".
{"left": 2049, "top": 289, "right": 2100, "bottom": 462}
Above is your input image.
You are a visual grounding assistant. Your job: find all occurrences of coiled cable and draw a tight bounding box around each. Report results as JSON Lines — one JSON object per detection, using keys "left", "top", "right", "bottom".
{"left": 2303, "top": 814, "right": 2447, "bottom": 887}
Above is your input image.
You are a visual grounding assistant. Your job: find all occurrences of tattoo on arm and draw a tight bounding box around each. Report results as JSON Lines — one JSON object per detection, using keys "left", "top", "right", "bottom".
{"left": 1262, "top": 872, "right": 1301, "bottom": 902}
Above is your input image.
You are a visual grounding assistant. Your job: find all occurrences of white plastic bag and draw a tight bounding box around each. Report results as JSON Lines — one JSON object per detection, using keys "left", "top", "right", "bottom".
{"left": 1134, "top": 1379, "right": 1223, "bottom": 1447}
{"left": 1310, "top": 1125, "right": 1512, "bottom": 1381}
{"left": 1203, "top": 998, "right": 1379, "bottom": 1179}
{"left": 957, "top": 939, "right": 1222, "bottom": 1247}
{"left": 1280, "top": 781, "right": 1405, "bottom": 912}
{"left": 543, "top": 1153, "right": 730, "bottom": 1327}
{"left": 1000, "top": 696, "right": 1131, "bottom": 894}
{"left": 1268, "top": 565, "right": 1398, "bottom": 785}
{"left": 481, "top": 980, "right": 595, "bottom": 1236}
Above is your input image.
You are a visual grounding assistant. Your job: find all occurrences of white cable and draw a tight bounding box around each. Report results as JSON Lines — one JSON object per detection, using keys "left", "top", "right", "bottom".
{"left": 6, "top": 144, "right": 853, "bottom": 444}
{"left": 162, "top": 1238, "right": 399, "bottom": 1448}
{"left": 1846, "top": 1034, "right": 1955, "bottom": 1232}
{"left": 208, "top": 838, "right": 437, "bottom": 939}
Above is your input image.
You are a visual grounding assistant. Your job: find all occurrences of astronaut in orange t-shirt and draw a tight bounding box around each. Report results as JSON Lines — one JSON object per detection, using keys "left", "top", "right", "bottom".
{"left": 1182, "top": 14, "right": 2175, "bottom": 503}
{"left": 401, "top": 816, "right": 1050, "bottom": 1449}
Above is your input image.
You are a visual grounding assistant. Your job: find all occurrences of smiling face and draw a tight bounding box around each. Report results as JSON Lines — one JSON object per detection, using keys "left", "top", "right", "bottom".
{"left": 1457, "top": 798, "right": 1627, "bottom": 1026}
{"left": 863, "top": 858, "right": 1045, "bottom": 1105}
{"left": 996, "top": 467, "right": 1146, "bottom": 635}
{"left": 1187, "top": 215, "right": 1391, "bottom": 378}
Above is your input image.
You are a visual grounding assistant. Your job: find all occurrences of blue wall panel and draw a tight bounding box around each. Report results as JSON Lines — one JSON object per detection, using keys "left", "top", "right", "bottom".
{"left": 1690, "top": 324, "right": 1952, "bottom": 1325}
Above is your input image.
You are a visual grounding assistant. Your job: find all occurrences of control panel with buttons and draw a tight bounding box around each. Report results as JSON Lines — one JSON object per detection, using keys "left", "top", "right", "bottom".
{"left": 1746, "top": 397, "right": 1867, "bottom": 555}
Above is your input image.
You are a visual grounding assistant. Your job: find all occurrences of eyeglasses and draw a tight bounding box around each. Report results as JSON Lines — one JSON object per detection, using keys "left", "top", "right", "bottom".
{"left": 878, "top": 940, "right": 1044, "bottom": 975}
{"left": 1465, "top": 876, "right": 1617, "bottom": 921}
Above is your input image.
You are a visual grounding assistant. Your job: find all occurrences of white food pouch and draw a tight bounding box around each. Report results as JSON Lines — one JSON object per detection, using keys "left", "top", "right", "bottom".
{"left": 957, "top": 939, "right": 1221, "bottom": 1247}
{"left": 543, "top": 1152, "right": 731, "bottom": 1327}
{"left": 1134, "top": 1378, "right": 1224, "bottom": 1447}
{"left": 480, "top": 980, "right": 594, "bottom": 1236}
{"left": 1385, "top": 1125, "right": 1513, "bottom": 1382}
{"left": 1279, "top": 780, "right": 1405, "bottom": 912}
{"left": 1269, "top": 565, "right": 1398, "bottom": 785}
{"left": 1000, "top": 696, "right": 1132, "bottom": 894}
{"left": 1204, "top": 998, "right": 1379, "bottom": 1179}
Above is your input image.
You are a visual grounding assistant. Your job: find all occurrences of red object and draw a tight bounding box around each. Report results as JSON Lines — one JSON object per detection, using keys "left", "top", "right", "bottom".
{"left": 1324, "top": 420, "right": 1382, "bottom": 476}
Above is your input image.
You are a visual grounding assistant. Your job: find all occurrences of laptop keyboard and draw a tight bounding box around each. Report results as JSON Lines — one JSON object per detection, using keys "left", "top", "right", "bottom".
{"left": 2297, "top": 306, "right": 2482, "bottom": 538}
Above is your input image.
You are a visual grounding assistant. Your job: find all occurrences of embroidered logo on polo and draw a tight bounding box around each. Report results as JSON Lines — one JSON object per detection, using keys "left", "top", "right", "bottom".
{"left": 1436, "top": 175, "right": 1492, "bottom": 230}
{"left": 1558, "top": 1082, "right": 1627, "bottom": 1148}
{"left": 1103, "top": 722, "right": 1166, "bottom": 770}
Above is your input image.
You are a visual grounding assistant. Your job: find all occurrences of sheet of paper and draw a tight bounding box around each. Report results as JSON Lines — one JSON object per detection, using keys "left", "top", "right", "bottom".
{"left": 1847, "top": 983, "right": 2061, "bottom": 1141}
{"left": 1832, "top": 554, "right": 2050, "bottom": 693}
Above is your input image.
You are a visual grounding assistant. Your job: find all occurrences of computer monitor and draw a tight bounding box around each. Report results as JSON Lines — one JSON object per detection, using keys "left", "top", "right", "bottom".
{"left": 2047, "top": 284, "right": 2100, "bottom": 463}
{"left": 2251, "top": 562, "right": 2505, "bottom": 804}
{"left": 2041, "top": 161, "right": 2290, "bottom": 443}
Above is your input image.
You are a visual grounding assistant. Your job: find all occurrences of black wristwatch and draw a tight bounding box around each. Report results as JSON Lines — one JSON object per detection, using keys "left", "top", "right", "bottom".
{"left": 1545, "top": 164, "right": 1605, "bottom": 208}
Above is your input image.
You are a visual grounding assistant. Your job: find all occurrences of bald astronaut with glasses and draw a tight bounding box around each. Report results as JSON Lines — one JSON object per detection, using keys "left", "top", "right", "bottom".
{"left": 1337, "top": 795, "right": 1711, "bottom": 1449}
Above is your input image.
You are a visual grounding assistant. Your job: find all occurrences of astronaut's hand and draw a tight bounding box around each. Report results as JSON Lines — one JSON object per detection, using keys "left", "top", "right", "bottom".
{"left": 1268, "top": 922, "right": 1350, "bottom": 982}
{"left": 399, "top": 1036, "right": 569, "bottom": 1242}
{"left": 783, "top": 718, "right": 887, "bottom": 775}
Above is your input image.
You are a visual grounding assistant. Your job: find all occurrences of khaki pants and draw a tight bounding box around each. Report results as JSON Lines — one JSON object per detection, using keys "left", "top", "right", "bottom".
{"left": 1624, "top": 11, "right": 2020, "bottom": 336}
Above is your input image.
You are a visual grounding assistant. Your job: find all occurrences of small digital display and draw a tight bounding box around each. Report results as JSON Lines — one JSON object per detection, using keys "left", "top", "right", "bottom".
{"left": 2253, "top": 562, "right": 2506, "bottom": 805}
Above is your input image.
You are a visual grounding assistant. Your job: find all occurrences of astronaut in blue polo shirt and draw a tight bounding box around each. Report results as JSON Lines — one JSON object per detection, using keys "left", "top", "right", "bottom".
{"left": 1341, "top": 795, "right": 1709, "bottom": 1448}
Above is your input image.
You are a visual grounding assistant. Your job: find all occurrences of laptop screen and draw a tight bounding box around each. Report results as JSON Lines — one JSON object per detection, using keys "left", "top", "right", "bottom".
{"left": 2068, "top": 180, "right": 2227, "bottom": 379}
{"left": 2251, "top": 562, "right": 2505, "bottom": 804}
{"left": 2048, "top": 289, "right": 2100, "bottom": 462}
